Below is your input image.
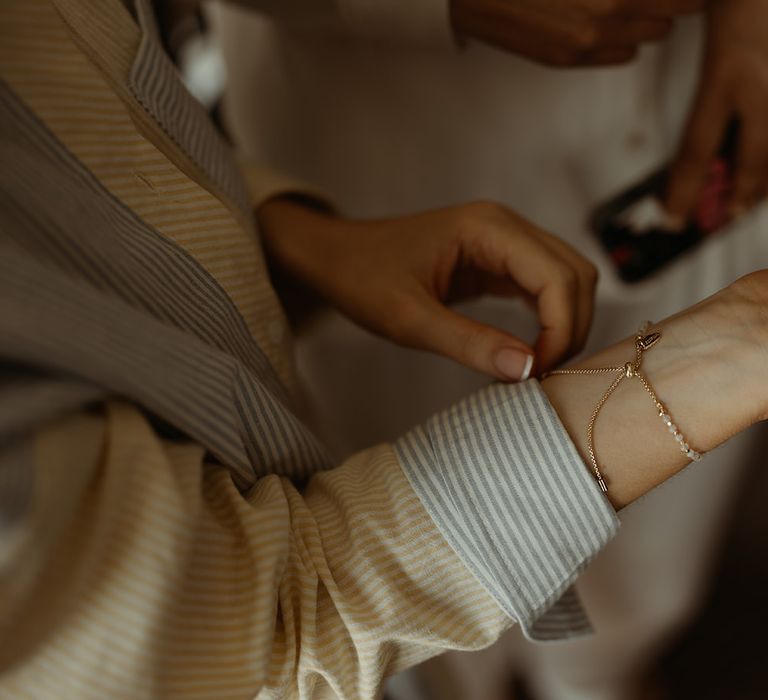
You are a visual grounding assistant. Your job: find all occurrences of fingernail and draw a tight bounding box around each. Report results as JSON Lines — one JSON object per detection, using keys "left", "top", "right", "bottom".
{"left": 494, "top": 348, "right": 534, "bottom": 381}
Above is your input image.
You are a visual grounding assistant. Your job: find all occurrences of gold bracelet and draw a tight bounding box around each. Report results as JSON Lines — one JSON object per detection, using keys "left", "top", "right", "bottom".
{"left": 543, "top": 322, "right": 703, "bottom": 494}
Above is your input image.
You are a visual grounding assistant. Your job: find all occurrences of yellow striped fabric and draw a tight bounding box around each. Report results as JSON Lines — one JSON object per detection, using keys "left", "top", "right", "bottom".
{"left": 0, "top": 2, "right": 514, "bottom": 698}
{"left": 0, "top": 0, "right": 296, "bottom": 391}
{"left": 1, "top": 401, "right": 510, "bottom": 699}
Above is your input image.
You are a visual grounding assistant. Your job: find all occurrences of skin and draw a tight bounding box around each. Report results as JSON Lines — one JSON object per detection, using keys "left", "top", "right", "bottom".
{"left": 666, "top": 0, "right": 768, "bottom": 221}
{"left": 543, "top": 269, "right": 768, "bottom": 509}
{"left": 250, "top": 2, "right": 767, "bottom": 388}
{"left": 260, "top": 195, "right": 768, "bottom": 511}
{"left": 450, "top": 0, "right": 767, "bottom": 222}
{"left": 448, "top": 0, "right": 705, "bottom": 67}
{"left": 157, "top": 0, "right": 600, "bottom": 380}
{"left": 257, "top": 198, "right": 598, "bottom": 379}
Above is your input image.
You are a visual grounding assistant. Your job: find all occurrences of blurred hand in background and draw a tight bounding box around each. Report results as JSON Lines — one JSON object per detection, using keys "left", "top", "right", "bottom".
{"left": 666, "top": 0, "right": 768, "bottom": 223}
{"left": 449, "top": 0, "right": 704, "bottom": 66}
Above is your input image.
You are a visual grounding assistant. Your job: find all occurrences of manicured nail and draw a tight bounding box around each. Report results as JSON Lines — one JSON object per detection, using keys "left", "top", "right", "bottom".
{"left": 494, "top": 349, "right": 534, "bottom": 381}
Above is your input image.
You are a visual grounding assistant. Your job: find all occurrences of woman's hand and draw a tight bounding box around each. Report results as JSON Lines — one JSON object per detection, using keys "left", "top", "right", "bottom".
{"left": 449, "top": 0, "right": 703, "bottom": 67}
{"left": 257, "top": 198, "right": 598, "bottom": 380}
{"left": 666, "top": 0, "right": 768, "bottom": 222}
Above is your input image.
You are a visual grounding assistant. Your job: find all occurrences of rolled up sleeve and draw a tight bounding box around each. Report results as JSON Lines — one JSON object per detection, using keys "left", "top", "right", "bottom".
{"left": 395, "top": 379, "right": 620, "bottom": 641}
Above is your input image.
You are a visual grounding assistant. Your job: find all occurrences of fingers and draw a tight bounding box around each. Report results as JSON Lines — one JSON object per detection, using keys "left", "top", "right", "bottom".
{"left": 594, "top": 17, "right": 671, "bottom": 47}
{"left": 534, "top": 230, "right": 599, "bottom": 358}
{"left": 533, "top": 268, "right": 578, "bottom": 374}
{"left": 396, "top": 293, "right": 535, "bottom": 381}
{"left": 472, "top": 208, "right": 598, "bottom": 373}
{"left": 451, "top": 0, "right": 689, "bottom": 68}
{"left": 459, "top": 19, "right": 645, "bottom": 69}
{"left": 553, "top": 17, "right": 668, "bottom": 67}
{"left": 395, "top": 203, "right": 598, "bottom": 379}
{"left": 666, "top": 88, "right": 730, "bottom": 222}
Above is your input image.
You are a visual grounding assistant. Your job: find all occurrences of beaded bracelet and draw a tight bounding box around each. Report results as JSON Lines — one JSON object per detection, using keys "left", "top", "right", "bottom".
{"left": 544, "top": 322, "right": 703, "bottom": 494}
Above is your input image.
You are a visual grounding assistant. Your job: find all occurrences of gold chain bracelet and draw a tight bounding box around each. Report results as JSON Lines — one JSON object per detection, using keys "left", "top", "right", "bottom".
{"left": 543, "top": 322, "right": 703, "bottom": 494}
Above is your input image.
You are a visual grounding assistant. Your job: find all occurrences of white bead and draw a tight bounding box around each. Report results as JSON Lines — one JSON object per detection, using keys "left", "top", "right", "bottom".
{"left": 675, "top": 433, "right": 684, "bottom": 443}
{"left": 660, "top": 413, "right": 670, "bottom": 423}
{"left": 668, "top": 424, "right": 677, "bottom": 433}
{"left": 683, "top": 443, "right": 690, "bottom": 452}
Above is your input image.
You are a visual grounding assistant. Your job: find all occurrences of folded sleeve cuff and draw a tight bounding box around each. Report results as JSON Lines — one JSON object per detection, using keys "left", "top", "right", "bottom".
{"left": 393, "top": 379, "right": 620, "bottom": 641}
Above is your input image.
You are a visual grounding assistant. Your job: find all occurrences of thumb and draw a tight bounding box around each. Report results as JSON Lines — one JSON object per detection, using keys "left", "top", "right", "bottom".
{"left": 405, "top": 298, "right": 535, "bottom": 381}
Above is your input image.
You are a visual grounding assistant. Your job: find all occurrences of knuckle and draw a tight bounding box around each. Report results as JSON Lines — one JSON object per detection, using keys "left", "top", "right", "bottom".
{"left": 462, "top": 200, "right": 505, "bottom": 221}
{"left": 453, "top": 200, "right": 507, "bottom": 238}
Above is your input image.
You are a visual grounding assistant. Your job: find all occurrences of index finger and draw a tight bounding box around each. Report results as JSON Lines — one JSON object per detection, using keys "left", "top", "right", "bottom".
{"left": 475, "top": 207, "right": 583, "bottom": 372}
{"left": 533, "top": 270, "right": 580, "bottom": 373}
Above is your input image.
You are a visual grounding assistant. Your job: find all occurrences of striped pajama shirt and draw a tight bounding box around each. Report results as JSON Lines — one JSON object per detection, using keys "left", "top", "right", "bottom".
{"left": 0, "top": 1, "right": 619, "bottom": 698}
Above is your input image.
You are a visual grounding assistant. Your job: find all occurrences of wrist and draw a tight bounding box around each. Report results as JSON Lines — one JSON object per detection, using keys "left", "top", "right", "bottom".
{"left": 542, "top": 277, "right": 768, "bottom": 509}
{"left": 257, "top": 197, "right": 347, "bottom": 325}
{"left": 257, "top": 197, "right": 344, "bottom": 294}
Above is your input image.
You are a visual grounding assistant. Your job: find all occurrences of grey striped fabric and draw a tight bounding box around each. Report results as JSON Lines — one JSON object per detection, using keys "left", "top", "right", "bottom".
{"left": 0, "top": 367, "right": 104, "bottom": 441}
{"left": 0, "top": 80, "right": 329, "bottom": 488}
{"left": 0, "top": 366, "right": 104, "bottom": 527}
{"left": 395, "top": 380, "right": 619, "bottom": 641}
{"left": 1, "top": 9, "right": 620, "bottom": 645}
{"left": 129, "top": 0, "right": 251, "bottom": 216}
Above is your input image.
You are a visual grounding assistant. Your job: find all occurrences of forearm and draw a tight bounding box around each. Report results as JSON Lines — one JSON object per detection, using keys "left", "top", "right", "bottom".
{"left": 543, "top": 279, "right": 767, "bottom": 509}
